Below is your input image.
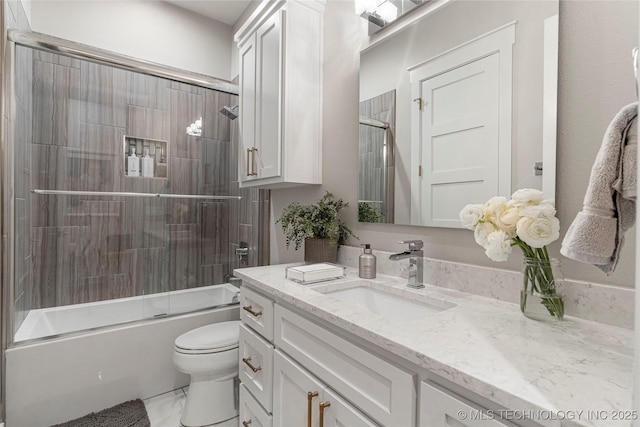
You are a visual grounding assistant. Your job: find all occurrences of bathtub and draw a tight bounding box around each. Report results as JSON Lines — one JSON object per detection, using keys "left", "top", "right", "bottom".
{"left": 6, "top": 283, "right": 241, "bottom": 426}
{"left": 15, "top": 283, "right": 240, "bottom": 342}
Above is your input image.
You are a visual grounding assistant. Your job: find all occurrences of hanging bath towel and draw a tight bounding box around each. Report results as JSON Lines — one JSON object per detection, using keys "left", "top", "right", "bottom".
{"left": 560, "top": 102, "right": 638, "bottom": 276}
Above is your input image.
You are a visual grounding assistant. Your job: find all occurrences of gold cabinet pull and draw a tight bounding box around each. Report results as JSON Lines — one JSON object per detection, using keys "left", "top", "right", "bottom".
{"left": 242, "top": 357, "right": 262, "bottom": 373}
{"left": 252, "top": 147, "right": 258, "bottom": 176}
{"left": 246, "top": 148, "right": 252, "bottom": 177}
{"left": 319, "top": 401, "right": 331, "bottom": 427}
{"left": 246, "top": 147, "right": 258, "bottom": 176}
{"left": 242, "top": 419, "right": 253, "bottom": 427}
{"left": 242, "top": 305, "right": 262, "bottom": 317}
{"left": 307, "top": 391, "right": 319, "bottom": 427}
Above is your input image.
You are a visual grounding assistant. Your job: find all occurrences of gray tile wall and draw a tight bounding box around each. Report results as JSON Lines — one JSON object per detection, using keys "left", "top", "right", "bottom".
{"left": 11, "top": 50, "right": 266, "bottom": 311}
{"left": 6, "top": 3, "right": 33, "bottom": 336}
{"left": 359, "top": 90, "right": 396, "bottom": 223}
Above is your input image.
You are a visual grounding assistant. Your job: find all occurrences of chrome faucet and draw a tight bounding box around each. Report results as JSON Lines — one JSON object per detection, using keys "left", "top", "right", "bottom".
{"left": 389, "top": 240, "right": 424, "bottom": 288}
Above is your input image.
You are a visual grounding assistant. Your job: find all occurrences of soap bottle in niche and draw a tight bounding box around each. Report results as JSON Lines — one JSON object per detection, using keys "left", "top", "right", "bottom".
{"left": 359, "top": 244, "right": 376, "bottom": 279}
{"left": 141, "top": 147, "right": 154, "bottom": 177}
{"left": 127, "top": 146, "right": 139, "bottom": 177}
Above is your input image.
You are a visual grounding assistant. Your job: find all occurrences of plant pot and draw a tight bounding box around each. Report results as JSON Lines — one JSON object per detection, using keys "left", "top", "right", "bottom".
{"left": 520, "top": 257, "right": 564, "bottom": 321}
{"left": 304, "top": 238, "right": 338, "bottom": 264}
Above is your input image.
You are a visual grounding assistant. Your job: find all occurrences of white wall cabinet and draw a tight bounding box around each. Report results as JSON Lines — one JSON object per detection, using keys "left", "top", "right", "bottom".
{"left": 273, "top": 350, "right": 378, "bottom": 427}
{"left": 235, "top": 0, "right": 324, "bottom": 188}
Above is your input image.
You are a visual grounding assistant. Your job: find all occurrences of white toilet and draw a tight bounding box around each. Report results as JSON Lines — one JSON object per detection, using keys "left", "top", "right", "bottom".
{"left": 173, "top": 320, "right": 241, "bottom": 427}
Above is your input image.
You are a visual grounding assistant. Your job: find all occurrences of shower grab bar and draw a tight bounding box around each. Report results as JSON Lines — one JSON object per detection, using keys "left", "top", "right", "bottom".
{"left": 31, "top": 189, "right": 242, "bottom": 200}
{"left": 8, "top": 29, "right": 239, "bottom": 95}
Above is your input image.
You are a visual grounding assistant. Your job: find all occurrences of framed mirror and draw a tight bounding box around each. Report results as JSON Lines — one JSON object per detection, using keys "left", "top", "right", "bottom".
{"left": 359, "top": 0, "right": 560, "bottom": 227}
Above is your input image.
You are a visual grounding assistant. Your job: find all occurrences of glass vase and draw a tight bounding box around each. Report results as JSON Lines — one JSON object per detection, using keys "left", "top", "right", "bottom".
{"left": 520, "top": 257, "right": 564, "bottom": 321}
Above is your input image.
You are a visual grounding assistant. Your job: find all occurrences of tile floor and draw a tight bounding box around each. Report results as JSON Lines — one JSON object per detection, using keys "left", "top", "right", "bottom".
{"left": 143, "top": 388, "right": 238, "bottom": 427}
{"left": 143, "top": 388, "right": 187, "bottom": 427}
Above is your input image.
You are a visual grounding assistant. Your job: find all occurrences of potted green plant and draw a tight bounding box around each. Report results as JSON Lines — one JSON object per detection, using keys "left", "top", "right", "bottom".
{"left": 276, "top": 192, "right": 357, "bottom": 263}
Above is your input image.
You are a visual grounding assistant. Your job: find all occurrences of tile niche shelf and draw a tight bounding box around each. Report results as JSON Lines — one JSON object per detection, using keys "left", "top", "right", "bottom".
{"left": 123, "top": 135, "right": 168, "bottom": 179}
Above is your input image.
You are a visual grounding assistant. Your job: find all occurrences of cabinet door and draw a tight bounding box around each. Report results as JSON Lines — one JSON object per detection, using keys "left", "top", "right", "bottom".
{"left": 273, "top": 350, "right": 324, "bottom": 427}
{"left": 239, "top": 33, "right": 257, "bottom": 183}
{"left": 420, "top": 382, "right": 516, "bottom": 427}
{"left": 319, "top": 388, "right": 379, "bottom": 427}
{"left": 254, "top": 10, "right": 283, "bottom": 180}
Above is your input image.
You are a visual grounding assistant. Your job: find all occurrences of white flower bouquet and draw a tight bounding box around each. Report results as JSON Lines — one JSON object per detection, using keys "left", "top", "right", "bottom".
{"left": 459, "top": 189, "right": 564, "bottom": 319}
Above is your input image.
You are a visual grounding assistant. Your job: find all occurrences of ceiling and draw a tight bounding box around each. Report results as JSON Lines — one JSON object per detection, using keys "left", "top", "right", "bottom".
{"left": 165, "top": 0, "right": 254, "bottom": 26}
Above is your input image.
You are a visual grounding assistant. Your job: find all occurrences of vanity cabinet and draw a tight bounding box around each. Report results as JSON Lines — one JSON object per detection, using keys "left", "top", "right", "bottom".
{"left": 234, "top": 0, "right": 324, "bottom": 189}
{"left": 238, "top": 286, "right": 412, "bottom": 427}
{"left": 273, "top": 350, "right": 378, "bottom": 427}
{"left": 420, "top": 382, "right": 518, "bottom": 427}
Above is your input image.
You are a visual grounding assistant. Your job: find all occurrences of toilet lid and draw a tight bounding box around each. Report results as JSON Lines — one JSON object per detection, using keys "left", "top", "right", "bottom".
{"left": 174, "top": 320, "right": 241, "bottom": 352}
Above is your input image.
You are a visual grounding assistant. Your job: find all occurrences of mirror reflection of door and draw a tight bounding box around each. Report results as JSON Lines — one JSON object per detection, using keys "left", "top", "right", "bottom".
{"left": 409, "top": 23, "right": 515, "bottom": 227}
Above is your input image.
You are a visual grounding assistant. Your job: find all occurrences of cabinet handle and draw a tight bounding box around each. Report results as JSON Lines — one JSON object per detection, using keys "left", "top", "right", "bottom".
{"left": 246, "top": 148, "right": 258, "bottom": 177}
{"left": 242, "top": 305, "right": 262, "bottom": 317}
{"left": 242, "top": 357, "right": 262, "bottom": 373}
{"left": 251, "top": 147, "right": 258, "bottom": 176}
{"left": 246, "top": 148, "right": 252, "bottom": 177}
{"left": 319, "top": 401, "right": 331, "bottom": 427}
{"left": 307, "top": 391, "right": 319, "bottom": 427}
{"left": 242, "top": 419, "right": 253, "bottom": 427}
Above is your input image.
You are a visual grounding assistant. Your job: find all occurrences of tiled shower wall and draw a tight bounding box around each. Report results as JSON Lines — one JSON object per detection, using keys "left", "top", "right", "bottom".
{"left": 358, "top": 90, "right": 395, "bottom": 223}
{"left": 10, "top": 48, "right": 266, "bottom": 329}
{"left": 5, "top": 3, "right": 34, "bottom": 338}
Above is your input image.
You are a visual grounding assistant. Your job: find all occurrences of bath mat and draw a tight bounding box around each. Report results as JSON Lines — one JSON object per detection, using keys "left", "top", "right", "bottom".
{"left": 51, "top": 399, "right": 150, "bottom": 427}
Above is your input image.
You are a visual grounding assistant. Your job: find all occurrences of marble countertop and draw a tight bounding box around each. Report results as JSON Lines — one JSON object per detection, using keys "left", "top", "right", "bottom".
{"left": 234, "top": 264, "right": 633, "bottom": 427}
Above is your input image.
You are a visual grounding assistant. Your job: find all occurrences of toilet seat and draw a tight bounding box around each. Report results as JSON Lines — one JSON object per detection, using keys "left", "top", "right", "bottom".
{"left": 174, "top": 320, "right": 241, "bottom": 355}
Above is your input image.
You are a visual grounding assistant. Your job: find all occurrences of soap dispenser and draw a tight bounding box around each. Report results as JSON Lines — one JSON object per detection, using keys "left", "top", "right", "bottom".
{"left": 359, "top": 244, "right": 376, "bottom": 279}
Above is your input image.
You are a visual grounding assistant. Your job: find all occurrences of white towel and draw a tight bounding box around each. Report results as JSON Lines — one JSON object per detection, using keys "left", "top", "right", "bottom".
{"left": 560, "top": 102, "right": 638, "bottom": 276}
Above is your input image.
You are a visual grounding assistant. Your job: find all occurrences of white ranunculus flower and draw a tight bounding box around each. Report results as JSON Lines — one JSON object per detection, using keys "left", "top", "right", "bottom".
{"left": 484, "top": 230, "right": 512, "bottom": 262}
{"left": 493, "top": 202, "right": 520, "bottom": 237}
{"left": 459, "top": 204, "right": 485, "bottom": 230}
{"left": 516, "top": 216, "right": 560, "bottom": 248}
{"left": 510, "top": 188, "right": 545, "bottom": 207}
{"left": 519, "top": 202, "right": 556, "bottom": 219}
{"left": 484, "top": 196, "right": 508, "bottom": 220}
{"left": 474, "top": 221, "right": 497, "bottom": 248}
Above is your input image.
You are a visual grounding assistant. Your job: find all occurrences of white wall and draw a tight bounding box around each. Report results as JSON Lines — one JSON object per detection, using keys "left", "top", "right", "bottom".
{"left": 30, "top": 0, "right": 234, "bottom": 80}
{"left": 270, "top": 0, "right": 638, "bottom": 290}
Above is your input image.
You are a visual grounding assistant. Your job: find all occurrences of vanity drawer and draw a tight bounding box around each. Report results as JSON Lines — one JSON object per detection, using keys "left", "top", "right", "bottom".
{"left": 420, "top": 382, "right": 518, "bottom": 427}
{"left": 240, "top": 384, "right": 273, "bottom": 427}
{"left": 274, "top": 305, "right": 415, "bottom": 427}
{"left": 240, "top": 287, "right": 274, "bottom": 341}
{"left": 239, "top": 323, "right": 274, "bottom": 412}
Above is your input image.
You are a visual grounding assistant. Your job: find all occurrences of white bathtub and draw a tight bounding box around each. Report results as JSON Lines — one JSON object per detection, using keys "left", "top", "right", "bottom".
{"left": 15, "top": 283, "right": 240, "bottom": 342}
{"left": 7, "top": 284, "right": 241, "bottom": 426}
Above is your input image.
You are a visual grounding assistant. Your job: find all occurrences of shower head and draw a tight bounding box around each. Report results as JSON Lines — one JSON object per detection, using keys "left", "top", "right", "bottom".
{"left": 219, "top": 105, "right": 239, "bottom": 120}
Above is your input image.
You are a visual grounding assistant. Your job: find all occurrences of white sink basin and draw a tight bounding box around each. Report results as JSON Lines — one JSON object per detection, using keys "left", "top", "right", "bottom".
{"left": 322, "top": 285, "right": 453, "bottom": 322}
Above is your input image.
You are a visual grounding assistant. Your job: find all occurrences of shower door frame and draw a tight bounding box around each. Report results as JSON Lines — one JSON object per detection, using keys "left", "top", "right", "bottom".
{"left": 1, "top": 29, "right": 269, "bottom": 348}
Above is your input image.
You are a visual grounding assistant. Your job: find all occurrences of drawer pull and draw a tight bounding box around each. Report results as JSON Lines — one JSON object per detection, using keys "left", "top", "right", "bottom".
{"left": 242, "top": 305, "right": 262, "bottom": 317}
{"left": 242, "top": 357, "right": 262, "bottom": 373}
{"left": 242, "top": 419, "right": 253, "bottom": 427}
{"left": 319, "top": 401, "right": 331, "bottom": 427}
{"left": 307, "top": 391, "right": 319, "bottom": 427}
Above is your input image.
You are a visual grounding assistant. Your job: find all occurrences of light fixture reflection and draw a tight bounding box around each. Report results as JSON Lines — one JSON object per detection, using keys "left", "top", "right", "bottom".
{"left": 186, "top": 117, "right": 202, "bottom": 137}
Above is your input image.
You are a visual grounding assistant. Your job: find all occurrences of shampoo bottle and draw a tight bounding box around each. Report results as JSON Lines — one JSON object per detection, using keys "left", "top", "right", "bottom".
{"left": 359, "top": 244, "right": 376, "bottom": 279}
{"left": 127, "top": 146, "right": 139, "bottom": 177}
{"left": 141, "top": 147, "right": 154, "bottom": 177}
